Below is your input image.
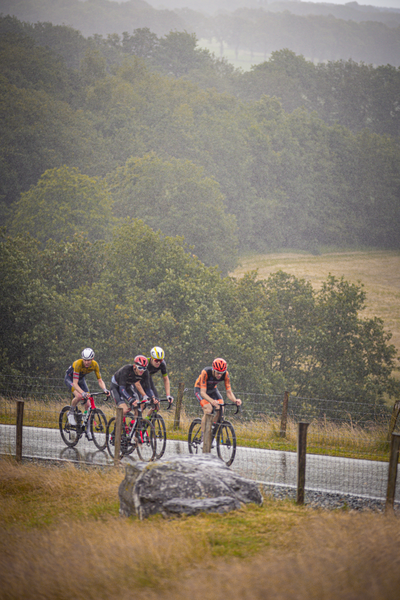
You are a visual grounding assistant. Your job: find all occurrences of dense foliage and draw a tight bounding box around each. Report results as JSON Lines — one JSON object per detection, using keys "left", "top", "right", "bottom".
{"left": 1, "top": 14, "right": 400, "bottom": 410}
{"left": 1, "top": 224, "right": 398, "bottom": 410}
{"left": 2, "top": 17, "right": 400, "bottom": 265}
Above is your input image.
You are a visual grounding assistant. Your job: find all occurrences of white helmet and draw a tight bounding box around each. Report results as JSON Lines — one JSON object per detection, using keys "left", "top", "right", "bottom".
{"left": 150, "top": 346, "right": 164, "bottom": 360}
{"left": 81, "top": 348, "right": 95, "bottom": 360}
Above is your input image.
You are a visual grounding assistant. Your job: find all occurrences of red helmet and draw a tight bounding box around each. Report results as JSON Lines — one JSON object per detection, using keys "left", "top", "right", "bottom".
{"left": 134, "top": 355, "right": 148, "bottom": 369}
{"left": 212, "top": 358, "right": 227, "bottom": 373}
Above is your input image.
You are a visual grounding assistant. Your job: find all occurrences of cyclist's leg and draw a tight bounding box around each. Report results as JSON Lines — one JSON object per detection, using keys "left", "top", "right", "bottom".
{"left": 195, "top": 388, "right": 221, "bottom": 435}
{"left": 110, "top": 382, "right": 130, "bottom": 416}
{"left": 65, "top": 376, "right": 88, "bottom": 424}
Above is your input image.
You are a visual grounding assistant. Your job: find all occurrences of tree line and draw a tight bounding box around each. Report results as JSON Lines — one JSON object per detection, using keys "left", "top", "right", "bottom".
{"left": 2, "top": 0, "right": 400, "bottom": 65}
{"left": 1, "top": 224, "right": 398, "bottom": 416}
{"left": 2, "top": 16, "right": 400, "bottom": 268}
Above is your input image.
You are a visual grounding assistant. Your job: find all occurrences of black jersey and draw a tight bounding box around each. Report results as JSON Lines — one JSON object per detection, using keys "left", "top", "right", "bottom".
{"left": 112, "top": 364, "right": 152, "bottom": 393}
{"left": 147, "top": 358, "right": 167, "bottom": 377}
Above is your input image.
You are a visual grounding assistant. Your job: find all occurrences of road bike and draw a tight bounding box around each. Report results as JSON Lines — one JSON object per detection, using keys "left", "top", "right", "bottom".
{"left": 106, "top": 399, "right": 156, "bottom": 461}
{"left": 145, "top": 398, "right": 173, "bottom": 459}
{"left": 59, "top": 391, "right": 109, "bottom": 450}
{"left": 188, "top": 403, "right": 240, "bottom": 466}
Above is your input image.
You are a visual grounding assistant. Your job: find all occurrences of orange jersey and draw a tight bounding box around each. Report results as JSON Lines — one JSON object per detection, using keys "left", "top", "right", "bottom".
{"left": 194, "top": 367, "right": 232, "bottom": 394}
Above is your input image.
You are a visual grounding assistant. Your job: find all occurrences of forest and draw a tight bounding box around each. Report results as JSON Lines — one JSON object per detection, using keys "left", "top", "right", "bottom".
{"left": 1, "top": 10, "right": 400, "bottom": 409}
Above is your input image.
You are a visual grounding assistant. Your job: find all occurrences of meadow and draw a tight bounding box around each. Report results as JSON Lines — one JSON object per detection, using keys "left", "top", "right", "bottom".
{"left": 231, "top": 249, "right": 400, "bottom": 365}
{"left": 1, "top": 457, "right": 400, "bottom": 600}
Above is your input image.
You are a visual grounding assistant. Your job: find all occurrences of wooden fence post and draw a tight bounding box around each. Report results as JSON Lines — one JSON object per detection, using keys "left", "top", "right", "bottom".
{"left": 297, "top": 421, "right": 309, "bottom": 505}
{"left": 203, "top": 413, "right": 213, "bottom": 454}
{"left": 16, "top": 400, "right": 24, "bottom": 462}
{"left": 280, "top": 391, "right": 289, "bottom": 438}
{"left": 114, "top": 407, "right": 123, "bottom": 466}
{"left": 173, "top": 382, "right": 184, "bottom": 430}
{"left": 387, "top": 401, "right": 400, "bottom": 441}
{"left": 385, "top": 432, "right": 400, "bottom": 513}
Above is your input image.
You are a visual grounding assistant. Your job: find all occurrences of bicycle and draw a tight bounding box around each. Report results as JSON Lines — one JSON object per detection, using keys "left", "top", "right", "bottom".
{"left": 145, "top": 398, "right": 173, "bottom": 459}
{"left": 188, "top": 403, "right": 239, "bottom": 466}
{"left": 59, "top": 391, "right": 109, "bottom": 451}
{"left": 106, "top": 399, "right": 156, "bottom": 461}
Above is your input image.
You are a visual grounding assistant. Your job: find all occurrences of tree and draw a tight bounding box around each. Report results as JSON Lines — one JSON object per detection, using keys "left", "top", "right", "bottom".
{"left": 108, "top": 153, "right": 238, "bottom": 274}
{"left": 10, "top": 166, "right": 114, "bottom": 245}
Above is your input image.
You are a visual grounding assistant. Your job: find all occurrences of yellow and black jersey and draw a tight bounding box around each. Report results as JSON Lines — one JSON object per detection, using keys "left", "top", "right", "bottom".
{"left": 65, "top": 359, "right": 102, "bottom": 382}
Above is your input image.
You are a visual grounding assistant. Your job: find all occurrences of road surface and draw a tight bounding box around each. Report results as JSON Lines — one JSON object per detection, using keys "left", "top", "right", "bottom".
{"left": 1, "top": 424, "right": 398, "bottom": 500}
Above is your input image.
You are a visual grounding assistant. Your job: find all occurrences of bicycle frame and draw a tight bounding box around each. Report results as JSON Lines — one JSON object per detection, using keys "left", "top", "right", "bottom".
{"left": 59, "top": 391, "right": 109, "bottom": 450}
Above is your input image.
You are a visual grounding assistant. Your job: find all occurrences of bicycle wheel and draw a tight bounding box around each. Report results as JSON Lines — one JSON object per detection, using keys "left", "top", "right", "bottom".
{"left": 59, "top": 406, "right": 80, "bottom": 448}
{"left": 188, "top": 418, "right": 202, "bottom": 455}
{"left": 90, "top": 408, "right": 108, "bottom": 451}
{"left": 136, "top": 419, "right": 156, "bottom": 462}
{"left": 152, "top": 413, "right": 167, "bottom": 459}
{"left": 106, "top": 417, "right": 118, "bottom": 458}
{"left": 123, "top": 413, "right": 137, "bottom": 456}
{"left": 106, "top": 414, "right": 136, "bottom": 458}
{"left": 216, "top": 421, "right": 236, "bottom": 466}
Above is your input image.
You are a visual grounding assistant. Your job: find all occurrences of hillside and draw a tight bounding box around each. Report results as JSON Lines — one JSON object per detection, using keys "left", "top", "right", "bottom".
{"left": 232, "top": 250, "right": 400, "bottom": 358}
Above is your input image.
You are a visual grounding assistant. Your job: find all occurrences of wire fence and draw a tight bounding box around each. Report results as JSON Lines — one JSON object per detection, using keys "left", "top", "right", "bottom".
{"left": 1, "top": 376, "right": 399, "bottom": 504}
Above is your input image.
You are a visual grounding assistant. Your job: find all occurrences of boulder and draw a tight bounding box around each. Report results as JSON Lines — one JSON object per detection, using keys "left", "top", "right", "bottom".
{"left": 118, "top": 454, "right": 263, "bottom": 520}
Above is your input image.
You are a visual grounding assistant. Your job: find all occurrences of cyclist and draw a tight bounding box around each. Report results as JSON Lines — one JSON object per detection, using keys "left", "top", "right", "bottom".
{"left": 194, "top": 358, "right": 242, "bottom": 443}
{"left": 110, "top": 355, "right": 155, "bottom": 417}
{"left": 64, "top": 348, "right": 110, "bottom": 427}
{"left": 145, "top": 346, "right": 174, "bottom": 416}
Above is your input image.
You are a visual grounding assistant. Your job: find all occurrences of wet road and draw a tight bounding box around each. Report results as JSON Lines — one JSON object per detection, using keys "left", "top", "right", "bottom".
{"left": 1, "top": 424, "right": 398, "bottom": 500}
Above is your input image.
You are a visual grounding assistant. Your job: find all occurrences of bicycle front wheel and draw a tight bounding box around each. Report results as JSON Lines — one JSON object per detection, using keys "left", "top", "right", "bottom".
{"left": 123, "top": 413, "right": 137, "bottom": 456}
{"left": 188, "top": 418, "right": 202, "bottom": 455}
{"left": 59, "top": 406, "right": 80, "bottom": 447}
{"left": 90, "top": 408, "right": 108, "bottom": 451}
{"left": 136, "top": 419, "right": 156, "bottom": 462}
{"left": 152, "top": 413, "right": 167, "bottom": 459}
{"left": 216, "top": 421, "right": 236, "bottom": 466}
{"left": 106, "top": 417, "right": 117, "bottom": 458}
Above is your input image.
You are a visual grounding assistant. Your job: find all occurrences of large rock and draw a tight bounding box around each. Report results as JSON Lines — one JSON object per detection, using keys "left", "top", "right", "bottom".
{"left": 118, "top": 454, "right": 263, "bottom": 520}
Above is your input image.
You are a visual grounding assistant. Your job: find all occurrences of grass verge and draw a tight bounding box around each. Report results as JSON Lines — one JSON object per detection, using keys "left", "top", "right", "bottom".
{"left": 1, "top": 457, "right": 400, "bottom": 600}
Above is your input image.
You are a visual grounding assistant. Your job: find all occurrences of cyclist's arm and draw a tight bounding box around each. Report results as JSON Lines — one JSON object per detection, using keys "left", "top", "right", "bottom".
{"left": 226, "top": 389, "right": 242, "bottom": 406}
{"left": 200, "top": 388, "right": 220, "bottom": 408}
{"left": 134, "top": 381, "right": 149, "bottom": 399}
{"left": 97, "top": 378, "right": 109, "bottom": 393}
{"left": 163, "top": 374, "right": 171, "bottom": 397}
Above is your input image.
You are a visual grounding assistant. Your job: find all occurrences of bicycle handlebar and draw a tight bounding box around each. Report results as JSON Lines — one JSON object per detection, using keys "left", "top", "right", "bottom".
{"left": 149, "top": 397, "right": 173, "bottom": 410}
{"left": 212, "top": 402, "right": 241, "bottom": 416}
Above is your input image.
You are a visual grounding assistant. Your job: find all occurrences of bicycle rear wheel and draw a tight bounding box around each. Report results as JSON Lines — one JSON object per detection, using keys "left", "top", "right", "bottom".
{"left": 59, "top": 406, "right": 80, "bottom": 447}
{"left": 106, "top": 414, "right": 136, "bottom": 458}
{"left": 188, "top": 418, "right": 202, "bottom": 455}
{"left": 136, "top": 419, "right": 156, "bottom": 462}
{"left": 152, "top": 413, "right": 167, "bottom": 459}
{"left": 90, "top": 408, "right": 108, "bottom": 451}
{"left": 216, "top": 421, "right": 236, "bottom": 466}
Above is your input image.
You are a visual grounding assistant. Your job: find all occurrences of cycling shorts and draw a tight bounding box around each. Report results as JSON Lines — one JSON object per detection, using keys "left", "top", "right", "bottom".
{"left": 194, "top": 386, "right": 223, "bottom": 408}
{"left": 110, "top": 381, "right": 139, "bottom": 407}
{"left": 64, "top": 374, "right": 89, "bottom": 395}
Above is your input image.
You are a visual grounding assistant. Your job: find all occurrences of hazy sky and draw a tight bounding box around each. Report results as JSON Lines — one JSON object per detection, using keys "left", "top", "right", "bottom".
{"left": 141, "top": 1, "right": 400, "bottom": 10}
{"left": 320, "top": 0, "right": 400, "bottom": 7}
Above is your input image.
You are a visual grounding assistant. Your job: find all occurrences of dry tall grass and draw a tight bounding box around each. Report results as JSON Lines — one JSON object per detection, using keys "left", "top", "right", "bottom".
{"left": 1, "top": 458, "right": 400, "bottom": 600}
